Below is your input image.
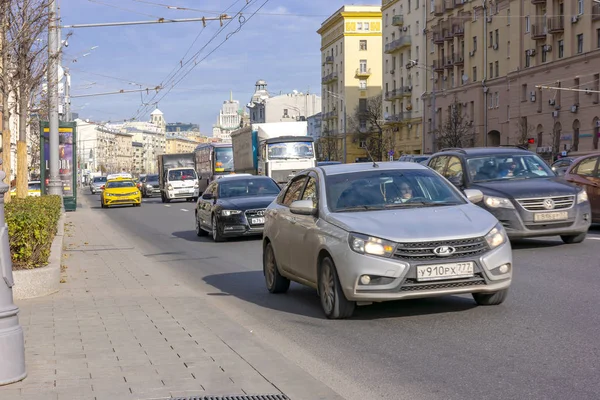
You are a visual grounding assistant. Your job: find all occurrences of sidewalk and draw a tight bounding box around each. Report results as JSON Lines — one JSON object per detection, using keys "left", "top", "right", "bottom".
{"left": 0, "top": 198, "right": 342, "bottom": 400}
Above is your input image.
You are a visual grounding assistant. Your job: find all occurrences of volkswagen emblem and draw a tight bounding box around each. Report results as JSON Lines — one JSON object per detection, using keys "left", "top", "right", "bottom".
{"left": 543, "top": 198, "right": 555, "bottom": 210}
{"left": 433, "top": 246, "right": 456, "bottom": 257}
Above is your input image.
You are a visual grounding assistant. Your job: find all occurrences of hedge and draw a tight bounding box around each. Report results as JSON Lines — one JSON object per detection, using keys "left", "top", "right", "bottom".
{"left": 5, "top": 195, "right": 62, "bottom": 269}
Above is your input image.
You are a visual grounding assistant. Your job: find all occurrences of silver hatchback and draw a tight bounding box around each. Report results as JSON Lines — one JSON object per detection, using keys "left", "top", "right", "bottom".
{"left": 262, "top": 162, "right": 513, "bottom": 319}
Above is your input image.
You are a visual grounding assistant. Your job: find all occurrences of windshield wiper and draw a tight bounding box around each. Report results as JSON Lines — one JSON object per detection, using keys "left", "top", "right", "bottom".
{"left": 336, "top": 205, "right": 385, "bottom": 212}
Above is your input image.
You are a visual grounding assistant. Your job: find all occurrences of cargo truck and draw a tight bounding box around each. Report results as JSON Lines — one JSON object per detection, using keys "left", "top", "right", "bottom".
{"left": 157, "top": 153, "right": 200, "bottom": 203}
{"left": 230, "top": 121, "right": 316, "bottom": 185}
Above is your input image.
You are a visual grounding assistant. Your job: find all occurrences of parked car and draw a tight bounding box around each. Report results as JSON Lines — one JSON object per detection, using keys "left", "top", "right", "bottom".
{"left": 262, "top": 162, "right": 513, "bottom": 319}
{"left": 551, "top": 157, "right": 575, "bottom": 176}
{"left": 90, "top": 176, "right": 107, "bottom": 194}
{"left": 427, "top": 147, "right": 591, "bottom": 244}
{"left": 562, "top": 153, "right": 600, "bottom": 223}
{"left": 195, "top": 175, "right": 282, "bottom": 242}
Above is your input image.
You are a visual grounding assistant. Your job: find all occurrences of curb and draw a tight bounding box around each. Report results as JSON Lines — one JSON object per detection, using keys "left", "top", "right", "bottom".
{"left": 12, "top": 213, "right": 65, "bottom": 300}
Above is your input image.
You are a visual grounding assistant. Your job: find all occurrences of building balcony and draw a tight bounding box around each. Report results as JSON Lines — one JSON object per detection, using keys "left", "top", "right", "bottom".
{"left": 322, "top": 72, "right": 338, "bottom": 84}
{"left": 386, "top": 111, "right": 413, "bottom": 124}
{"left": 444, "top": 0, "right": 455, "bottom": 11}
{"left": 531, "top": 0, "right": 545, "bottom": 4}
{"left": 444, "top": 28, "right": 454, "bottom": 41}
{"left": 325, "top": 55, "right": 334, "bottom": 64}
{"left": 433, "top": 31, "right": 445, "bottom": 44}
{"left": 594, "top": 4, "right": 600, "bottom": 21}
{"left": 392, "top": 14, "right": 404, "bottom": 26}
{"left": 433, "top": 59, "right": 445, "bottom": 72}
{"left": 454, "top": 53, "right": 464, "bottom": 65}
{"left": 531, "top": 23, "right": 547, "bottom": 40}
{"left": 453, "top": 23, "right": 464, "bottom": 36}
{"left": 323, "top": 110, "right": 338, "bottom": 120}
{"left": 434, "top": 4, "right": 444, "bottom": 16}
{"left": 547, "top": 16, "right": 564, "bottom": 33}
{"left": 355, "top": 68, "right": 372, "bottom": 78}
{"left": 444, "top": 56, "right": 454, "bottom": 69}
{"left": 384, "top": 35, "right": 411, "bottom": 53}
{"left": 384, "top": 90, "right": 395, "bottom": 101}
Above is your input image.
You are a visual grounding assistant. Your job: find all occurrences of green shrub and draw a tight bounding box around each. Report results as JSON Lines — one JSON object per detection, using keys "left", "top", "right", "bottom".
{"left": 5, "top": 195, "right": 62, "bottom": 269}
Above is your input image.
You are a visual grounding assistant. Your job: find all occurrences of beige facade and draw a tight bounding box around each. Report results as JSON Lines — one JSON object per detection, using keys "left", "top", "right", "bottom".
{"left": 166, "top": 135, "right": 198, "bottom": 154}
{"left": 424, "top": 0, "right": 600, "bottom": 156}
{"left": 318, "top": 5, "right": 383, "bottom": 163}
{"left": 382, "top": 0, "right": 427, "bottom": 156}
{"left": 114, "top": 132, "right": 133, "bottom": 172}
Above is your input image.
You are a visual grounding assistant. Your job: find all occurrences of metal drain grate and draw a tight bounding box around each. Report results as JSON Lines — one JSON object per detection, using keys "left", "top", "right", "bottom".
{"left": 171, "top": 395, "right": 290, "bottom": 400}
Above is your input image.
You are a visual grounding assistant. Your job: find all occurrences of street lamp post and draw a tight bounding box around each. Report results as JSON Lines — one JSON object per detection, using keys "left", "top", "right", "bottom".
{"left": 47, "top": 0, "right": 63, "bottom": 197}
{"left": 407, "top": 60, "right": 436, "bottom": 153}
{"left": 323, "top": 89, "right": 347, "bottom": 163}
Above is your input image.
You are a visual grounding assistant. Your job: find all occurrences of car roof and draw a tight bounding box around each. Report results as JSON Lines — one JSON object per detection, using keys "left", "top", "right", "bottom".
{"left": 317, "top": 161, "right": 429, "bottom": 176}
{"left": 107, "top": 177, "right": 134, "bottom": 182}
{"left": 217, "top": 174, "right": 272, "bottom": 182}
{"left": 432, "top": 147, "right": 534, "bottom": 157}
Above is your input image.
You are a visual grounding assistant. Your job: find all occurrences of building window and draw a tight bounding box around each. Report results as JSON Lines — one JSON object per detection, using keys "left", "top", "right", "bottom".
{"left": 525, "top": 52, "right": 531, "bottom": 68}
{"left": 525, "top": 16, "right": 530, "bottom": 33}
{"left": 359, "top": 40, "right": 367, "bottom": 51}
{"left": 495, "top": 92, "right": 499, "bottom": 108}
{"left": 578, "top": 0, "right": 583, "bottom": 15}
{"left": 385, "top": 13, "right": 388, "bottom": 27}
{"left": 495, "top": 30, "right": 499, "bottom": 46}
{"left": 365, "top": 22, "right": 370, "bottom": 30}
{"left": 507, "top": 8, "right": 510, "bottom": 25}
{"left": 283, "top": 109, "right": 289, "bottom": 117}
{"left": 359, "top": 80, "right": 367, "bottom": 89}
{"left": 360, "top": 59, "right": 367, "bottom": 73}
{"left": 489, "top": 62, "right": 493, "bottom": 78}
{"left": 489, "top": 31, "right": 493, "bottom": 47}
{"left": 558, "top": 40, "right": 564, "bottom": 58}
{"left": 357, "top": 22, "right": 363, "bottom": 30}
{"left": 416, "top": 21, "right": 419, "bottom": 34}
{"left": 473, "top": 36, "right": 477, "bottom": 51}
{"left": 597, "top": 29, "right": 600, "bottom": 49}
{"left": 472, "top": 66, "right": 477, "bottom": 82}
{"left": 542, "top": 46, "right": 548, "bottom": 62}
{"left": 408, "top": 0, "right": 411, "bottom": 13}
{"left": 577, "top": 34, "right": 583, "bottom": 54}
{"left": 495, "top": 61, "right": 499, "bottom": 77}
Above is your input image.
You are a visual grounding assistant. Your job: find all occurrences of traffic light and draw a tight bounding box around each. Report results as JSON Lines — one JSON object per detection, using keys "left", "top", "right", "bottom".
{"left": 527, "top": 138, "right": 535, "bottom": 144}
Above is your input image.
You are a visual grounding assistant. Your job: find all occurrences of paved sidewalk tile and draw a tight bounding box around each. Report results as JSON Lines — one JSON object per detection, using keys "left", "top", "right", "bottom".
{"left": 0, "top": 195, "right": 344, "bottom": 400}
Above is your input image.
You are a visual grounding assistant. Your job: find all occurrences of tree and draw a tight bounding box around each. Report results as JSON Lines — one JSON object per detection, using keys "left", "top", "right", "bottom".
{"left": 515, "top": 117, "right": 535, "bottom": 147}
{"left": 3, "top": 0, "right": 51, "bottom": 198}
{"left": 348, "top": 95, "right": 387, "bottom": 161}
{"left": 434, "top": 96, "right": 474, "bottom": 150}
{"left": 317, "top": 127, "right": 340, "bottom": 161}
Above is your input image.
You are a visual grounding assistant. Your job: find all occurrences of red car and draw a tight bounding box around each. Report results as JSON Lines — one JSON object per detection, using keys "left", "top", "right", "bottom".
{"left": 562, "top": 153, "right": 600, "bottom": 223}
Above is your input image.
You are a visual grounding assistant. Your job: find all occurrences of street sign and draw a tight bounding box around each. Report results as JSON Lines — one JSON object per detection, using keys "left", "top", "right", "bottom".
{"left": 388, "top": 150, "right": 395, "bottom": 156}
{"left": 40, "top": 121, "right": 78, "bottom": 211}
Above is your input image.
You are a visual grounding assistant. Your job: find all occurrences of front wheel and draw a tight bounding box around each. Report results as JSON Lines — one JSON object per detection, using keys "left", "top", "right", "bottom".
{"left": 211, "top": 215, "right": 225, "bottom": 242}
{"left": 472, "top": 289, "right": 508, "bottom": 306}
{"left": 318, "top": 257, "right": 355, "bottom": 319}
{"left": 195, "top": 212, "right": 207, "bottom": 236}
{"left": 561, "top": 232, "right": 587, "bottom": 244}
{"left": 263, "top": 242, "right": 290, "bottom": 293}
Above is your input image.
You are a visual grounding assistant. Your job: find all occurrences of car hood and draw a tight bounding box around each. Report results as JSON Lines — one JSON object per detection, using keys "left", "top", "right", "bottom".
{"left": 105, "top": 187, "right": 139, "bottom": 195}
{"left": 219, "top": 195, "right": 276, "bottom": 210}
{"left": 170, "top": 179, "right": 197, "bottom": 188}
{"left": 471, "top": 177, "right": 579, "bottom": 198}
{"left": 326, "top": 204, "right": 498, "bottom": 242}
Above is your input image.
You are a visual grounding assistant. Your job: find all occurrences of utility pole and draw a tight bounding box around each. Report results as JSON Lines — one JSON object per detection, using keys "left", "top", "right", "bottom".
{"left": 47, "top": 0, "right": 62, "bottom": 197}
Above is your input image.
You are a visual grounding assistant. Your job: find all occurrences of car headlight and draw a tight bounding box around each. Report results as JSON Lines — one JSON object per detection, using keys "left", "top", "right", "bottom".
{"left": 577, "top": 190, "right": 588, "bottom": 204}
{"left": 485, "top": 223, "right": 507, "bottom": 249}
{"left": 348, "top": 233, "right": 396, "bottom": 258}
{"left": 146, "top": 184, "right": 153, "bottom": 188}
{"left": 194, "top": 181, "right": 199, "bottom": 188}
{"left": 221, "top": 210, "right": 241, "bottom": 216}
{"left": 484, "top": 196, "right": 515, "bottom": 209}
{"left": 167, "top": 184, "right": 173, "bottom": 190}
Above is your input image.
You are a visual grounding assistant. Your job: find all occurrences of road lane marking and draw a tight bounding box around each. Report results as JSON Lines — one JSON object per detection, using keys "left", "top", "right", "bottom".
{"left": 587, "top": 237, "right": 600, "bottom": 241}
{"left": 180, "top": 209, "right": 189, "bottom": 212}
{"left": 164, "top": 205, "right": 171, "bottom": 207}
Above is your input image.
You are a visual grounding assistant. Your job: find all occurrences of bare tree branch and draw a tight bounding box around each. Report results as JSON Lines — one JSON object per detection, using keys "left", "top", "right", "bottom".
{"left": 317, "top": 126, "right": 340, "bottom": 161}
{"left": 434, "top": 96, "right": 474, "bottom": 150}
{"left": 515, "top": 117, "right": 535, "bottom": 147}
{"left": 347, "top": 95, "right": 389, "bottom": 161}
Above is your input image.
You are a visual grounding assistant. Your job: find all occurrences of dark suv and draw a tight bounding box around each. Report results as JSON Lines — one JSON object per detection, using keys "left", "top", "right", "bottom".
{"left": 427, "top": 147, "right": 591, "bottom": 244}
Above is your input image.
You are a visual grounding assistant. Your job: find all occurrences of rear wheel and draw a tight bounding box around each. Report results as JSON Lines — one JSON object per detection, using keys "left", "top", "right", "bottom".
{"left": 472, "top": 289, "right": 508, "bottom": 306}
{"left": 263, "top": 242, "right": 290, "bottom": 293}
{"left": 318, "top": 257, "right": 355, "bottom": 319}
{"left": 561, "top": 232, "right": 586, "bottom": 244}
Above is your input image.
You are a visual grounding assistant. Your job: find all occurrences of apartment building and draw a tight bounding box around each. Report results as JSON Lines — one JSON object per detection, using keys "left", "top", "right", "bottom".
{"left": 424, "top": 0, "right": 600, "bottom": 156}
{"left": 382, "top": 0, "right": 427, "bottom": 156}
{"left": 318, "top": 5, "right": 383, "bottom": 163}
{"left": 166, "top": 134, "right": 198, "bottom": 154}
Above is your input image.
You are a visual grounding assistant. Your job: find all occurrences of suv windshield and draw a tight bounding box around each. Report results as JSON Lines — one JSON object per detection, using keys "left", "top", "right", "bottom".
{"left": 467, "top": 154, "right": 554, "bottom": 182}
{"left": 218, "top": 178, "right": 280, "bottom": 198}
{"left": 146, "top": 174, "right": 159, "bottom": 183}
{"left": 168, "top": 169, "right": 197, "bottom": 181}
{"left": 267, "top": 141, "right": 314, "bottom": 159}
{"left": 325, "top": 169, "right": 466, "bottom": 212}
{"left": 106, "top": 180, "right": 136, "bottom": 188}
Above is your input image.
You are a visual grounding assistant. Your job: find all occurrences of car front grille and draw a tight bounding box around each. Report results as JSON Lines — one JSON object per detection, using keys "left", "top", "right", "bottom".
{"left": 111, "top": 192, "right": 138, "bottom": 197}
{"left": 393, "top": 237, "right": 489, "bottom": 261}
{"left": 399, "top": 273, "right": 487, "bottom": 292}
{"left": 516, "top": 195, "right": 575, "bottom": 211}
{"left": 245, "top": 209, "right": 266, "bottom": 226}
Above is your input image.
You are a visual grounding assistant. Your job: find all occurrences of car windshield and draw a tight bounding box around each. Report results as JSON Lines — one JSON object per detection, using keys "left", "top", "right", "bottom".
{"left": 168, "top": 169, "right": 197, "bottom": 181}
{"left": 218, "top": 178, "right": 280, "bottom": 198}
{"left": 267, "top": 141, "right": 314, "bottom": 159}
{"left": 214, "top": 147, "right": 234, "bottom": 172}
{"left": 467, "top": 154, "right": 554, "bottom": 182}
{"left": 146, "top": 174, "right": 159, "bottom": 183}
{"left": 106, "top": 180, "right": 136, "bottom": 188}
{"left": 29, "top": 182, "right": 41, "bottom": 190}
{"left": 326, "top": 169, "right": 466, "bottom": 212}
{"left": 93, "top": 177, "right": 107, "bottom": 183}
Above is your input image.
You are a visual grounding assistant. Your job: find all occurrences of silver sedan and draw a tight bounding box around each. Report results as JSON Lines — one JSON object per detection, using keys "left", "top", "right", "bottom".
{"left": 262, "top": 162, "right": 513, "bottom": 319}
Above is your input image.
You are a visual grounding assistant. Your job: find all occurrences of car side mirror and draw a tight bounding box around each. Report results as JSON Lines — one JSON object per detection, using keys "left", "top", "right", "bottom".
{"left": 463, "top": 189, "right": 484, "bottom": 203}
{"left": 290, "top": 199, "right": 317, "bottom": 216}
{"left": 203, "top": 193, "right": 213, "bottom": 200}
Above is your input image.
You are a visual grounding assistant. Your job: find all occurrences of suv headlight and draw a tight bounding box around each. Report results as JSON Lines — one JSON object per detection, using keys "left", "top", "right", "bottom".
{"left": 194, "top": 181, "right": 199, "bottom": 188}
{"left": 484, "top": 195, "right": 514, "bottom": 209}
{"left": 577, "top": 190, "right": 588, "bottom": 204}
{"left": 485, "top": 223, "right": 507, "bottom": 249}
{"left": 348, "top": 233, "right": 395, "bottom": 258}
{"left": 221, "top": 210, "right": 241, "bottom": 216}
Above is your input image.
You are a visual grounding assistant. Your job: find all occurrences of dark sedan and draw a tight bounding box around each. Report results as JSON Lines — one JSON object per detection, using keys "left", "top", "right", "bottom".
{"left": 194, "top": 175, "right": 281, "bottom": 242}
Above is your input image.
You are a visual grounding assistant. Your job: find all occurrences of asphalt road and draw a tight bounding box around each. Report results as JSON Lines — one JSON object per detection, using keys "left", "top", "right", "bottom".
{"left": 80, "top": 192, "right": 600, "bottom": 400}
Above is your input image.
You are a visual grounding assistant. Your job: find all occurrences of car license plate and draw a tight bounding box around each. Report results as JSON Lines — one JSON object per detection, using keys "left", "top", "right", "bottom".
{"left": 533, "top": 211, "right": 568, "bottom": 222}
{"left": 416, "top": 262, "right": 474, "bottom": 282}
{"left": 251, "top": 217, "right": 265, "bottom": 224}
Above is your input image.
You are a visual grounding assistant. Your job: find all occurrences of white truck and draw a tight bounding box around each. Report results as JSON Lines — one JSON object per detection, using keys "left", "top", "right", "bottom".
{"left": 230, "top": 121, "right": 316, "bottom": 185}
{"left": 157, "top": 153, "right": 200, "bottom": 203}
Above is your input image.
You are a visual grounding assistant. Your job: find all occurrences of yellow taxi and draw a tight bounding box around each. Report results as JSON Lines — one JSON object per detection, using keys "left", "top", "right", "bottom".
{"left": 100, "top": 177, "right": 142, "bottom": 208}
{"left": 10, "top": 181, "right": 41, "bottom": 197}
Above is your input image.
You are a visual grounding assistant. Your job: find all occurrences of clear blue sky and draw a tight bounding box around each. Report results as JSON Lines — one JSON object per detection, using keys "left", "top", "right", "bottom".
{"left": 61, "top": 0, "right": 349, "bottom": 134}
